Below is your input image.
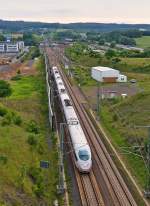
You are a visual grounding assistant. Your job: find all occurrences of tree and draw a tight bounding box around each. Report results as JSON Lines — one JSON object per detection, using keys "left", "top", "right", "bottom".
{"left": 99, "top": 38, "right": 105, "bottom": 45}
{"left": 0, "top": 34, "right": 5, "bottom": 41}
{"left": 23, "top": 33, "right": 37, "bottom": 46}
{"left": 105, "top": 49, "right": 116, "bottom": 59}
{"left": 0, "top": 80, "right": 12, "bottom": 97}
{"left": 110, "top": 41, "right": 116, "bottom": 48}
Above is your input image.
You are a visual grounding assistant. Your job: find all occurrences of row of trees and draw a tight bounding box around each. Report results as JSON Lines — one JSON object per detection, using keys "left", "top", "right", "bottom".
{"left": 1, "top": 19, "right": 150, "bottom": 32}
{"left": 105, "top": 48, "right": 150, "bottom": 59}
{"left": 87, "top": 29, "right": 150, "bottom": 46}
{"left": 87, "top": 31, "right": 136, "bottom": 46}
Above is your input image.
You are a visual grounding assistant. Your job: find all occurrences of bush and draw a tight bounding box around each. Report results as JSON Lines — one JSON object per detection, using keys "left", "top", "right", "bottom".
{"left": 105, "top": 49, "right": 116, "bottom": 59}
{"left": 27, "top": 134, "right": 38, "bottom": 146}
{"left": 0, "top": 80, "right": 12, "bottom": 97}
{"left": 1, "top": 112, "right": 12, "bottom": 126}
{"left": 11, "top": 75, "right": 22, "bottom": 81}
{"left": 37, "top": 142, "right": 44, "bottom": 154}
{"left": 26, "top": 120, "right": 40, "bottom": 134}
{"left": 17, "top": 70, "right": 21, "bottom": 75}
{"left": 33, "top": 184, "right": 44, "bottom": 197}
{"left": 0, "top": 106, "right": 7, "bottom": 117}
{"left": 1, "top": 111, "right": 22, "bottom": 126}
{"left": 13, "top": 114, "right": 22, "bottom": 126}
{"left": 113, "top": 114, "right": 118, "bottom": 121}
{"left": 0, "top": 155, "right": 8, "bottom": 165}
{"left": 28, "top": 166, "right": 45, "bottom": 197}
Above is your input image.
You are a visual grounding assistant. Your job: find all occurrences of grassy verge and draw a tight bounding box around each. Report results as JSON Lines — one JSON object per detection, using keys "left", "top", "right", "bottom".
{"left": 0, "top": 56, "right": 59, "bottom": 205}
{"left": 83, "top": 105, "right": 146, "bottom": 206}
{"left": 21, "top": 46, "right": 40, "bottom": 63}
{"left": 101, "top": 106, "right": 147, "bottom": 188}
{"left": 135, "top": 36, "right": 150, "bottom": 49}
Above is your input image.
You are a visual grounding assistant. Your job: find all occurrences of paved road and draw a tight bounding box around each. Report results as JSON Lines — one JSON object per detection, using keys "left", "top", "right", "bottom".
{"left": 0, "top": 65, "right": 12, "bottom": 72}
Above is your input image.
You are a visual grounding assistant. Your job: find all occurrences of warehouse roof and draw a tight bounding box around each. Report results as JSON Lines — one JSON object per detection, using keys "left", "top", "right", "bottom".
{"left": 92, "top": 66, "right": 118, "bottom": 72}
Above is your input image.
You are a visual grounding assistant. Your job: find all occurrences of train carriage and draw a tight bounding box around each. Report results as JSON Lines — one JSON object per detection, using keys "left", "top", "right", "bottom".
{"left": 52, "top": 66, "right": 92, "bottom": 172}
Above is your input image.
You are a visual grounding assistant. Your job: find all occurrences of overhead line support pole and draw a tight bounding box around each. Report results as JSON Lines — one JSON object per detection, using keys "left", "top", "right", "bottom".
{"left": 135, "top": 125, "right": 150, "bottom": 198}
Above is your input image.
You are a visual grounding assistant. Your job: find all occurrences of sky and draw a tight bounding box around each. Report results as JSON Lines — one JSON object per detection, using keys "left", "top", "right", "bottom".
{"left": 0, "top": 0, "right": 150, "bottom": 24}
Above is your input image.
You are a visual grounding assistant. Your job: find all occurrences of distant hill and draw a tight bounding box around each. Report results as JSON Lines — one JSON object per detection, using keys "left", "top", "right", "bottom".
{"left": 0, "top": 19, "right": 150, "bottom": 32}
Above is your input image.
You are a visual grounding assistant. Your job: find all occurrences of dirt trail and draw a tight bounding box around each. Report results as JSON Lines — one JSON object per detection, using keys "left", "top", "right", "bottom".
{"left": 0, "top": 60, "right": 36, "bottom": 80}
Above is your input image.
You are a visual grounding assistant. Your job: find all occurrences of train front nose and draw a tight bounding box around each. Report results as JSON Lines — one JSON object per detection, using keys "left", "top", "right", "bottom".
{"left": 79, "top": 160, "right": 92, "bottom": 172}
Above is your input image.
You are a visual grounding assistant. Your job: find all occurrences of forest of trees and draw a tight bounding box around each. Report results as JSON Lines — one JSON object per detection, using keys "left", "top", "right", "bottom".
{"left": 0, "top": 20, "right": 150, "bottom": 32}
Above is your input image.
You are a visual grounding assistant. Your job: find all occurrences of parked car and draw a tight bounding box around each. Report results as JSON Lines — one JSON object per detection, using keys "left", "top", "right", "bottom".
{"left": 130, "top": 79, "right": 137, "bottom": 83}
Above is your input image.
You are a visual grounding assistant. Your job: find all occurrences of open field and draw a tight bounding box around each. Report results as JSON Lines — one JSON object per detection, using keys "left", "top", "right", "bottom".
{"left": 0, "top": 57, "right": 59, "bottom": 205}
{"left": 135, "top": 36, "right": 150, "bottom": 49}
{"left": 121, "top": 58, "right": 150, "bottom": 67}
{"left": 66, "top": 45, "right": 150, "bottom": 78}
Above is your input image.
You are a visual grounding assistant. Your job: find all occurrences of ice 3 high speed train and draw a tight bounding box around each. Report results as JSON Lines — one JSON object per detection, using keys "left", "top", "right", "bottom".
{"left": 52, "top": 66, "right": 92, "bottom": 173}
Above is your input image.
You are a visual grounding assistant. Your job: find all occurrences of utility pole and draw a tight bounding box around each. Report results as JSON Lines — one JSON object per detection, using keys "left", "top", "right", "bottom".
{"left": 145, "top": 126, "right": 150, "bottom": 198}
{"left": 135, "top": 125, "right": 150, "bottom": 198}
{"left": 57, "top": 123, "right": 65, "bottom": 194}
{"left": 97, "top": 81, "right": 100, "bottom": 120}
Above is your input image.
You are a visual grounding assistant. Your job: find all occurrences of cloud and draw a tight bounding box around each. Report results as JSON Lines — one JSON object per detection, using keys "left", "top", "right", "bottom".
{"left": 0, "top": 0, "right": 149, "bottom": 23}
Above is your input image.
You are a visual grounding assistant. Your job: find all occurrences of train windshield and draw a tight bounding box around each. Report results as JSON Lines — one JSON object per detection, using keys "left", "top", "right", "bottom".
{"left": 64, "top": 99, "right": 72, "bottom": 107}
{"left": 78, "top": 150, "right": 90, "bottom": 161}
{"left": 61, "top": 89, "right": 66, "bottom": 93}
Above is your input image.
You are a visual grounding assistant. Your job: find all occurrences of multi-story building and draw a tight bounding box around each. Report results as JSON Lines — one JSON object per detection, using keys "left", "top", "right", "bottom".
{"left": 0, "top": 43, "right": 5, "bottom": 52}
{"left": 6, "top": 43, "right": 19, "bottom": 53}
{"left": 18, "top": 41, "right": 25, "bottom": 50}
{"left": 0, "top": 41, "right": 24, "bottom": 53}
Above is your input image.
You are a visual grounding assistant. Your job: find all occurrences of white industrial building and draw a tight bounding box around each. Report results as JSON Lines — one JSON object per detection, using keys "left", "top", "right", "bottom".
{"left": 6, "top": 43, "right": 19, "bottom": 53}
{"left": 0, "top": 43, "right": 5, "bottom": 52}
{"left": 91, "top": 66, "right": 127, "bottom": 83}
{"left": 18, "top": 41, "right": 24, "bottom": 50}
{"left": 0, "top": 41, "right": 24, "bottom": 53}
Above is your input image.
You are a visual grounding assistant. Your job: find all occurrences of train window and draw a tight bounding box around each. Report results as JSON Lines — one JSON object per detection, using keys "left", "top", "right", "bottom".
{"left": 61, "top": 89, "right": 66, "bottom": 93}
{"left": 55, "top": 71, "right": 58, "bottom": 74}
{"left": 59, "top": 82, "right": 63, "bottom": 85}
{"left": 56, "top": 76, "right": 60, "bottom": 79}
{"left": 78, "top": 150, "right": 89, "bottom": 161}
{"left": 68, "top": 120, "right": 78, "bottom": 125}
{"left": 64, "top": 99, "right": 72, "bottom": 107}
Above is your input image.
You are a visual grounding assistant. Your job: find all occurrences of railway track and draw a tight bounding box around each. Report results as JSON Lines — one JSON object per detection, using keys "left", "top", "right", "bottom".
{"left": 64, "top": 111, "right": 105, "bottom": 206}
{"left": 46, "top": 47, "right": 138, "bottom": 206}
{"left": 74, "top": 168, "right": 104, "bottom": 206}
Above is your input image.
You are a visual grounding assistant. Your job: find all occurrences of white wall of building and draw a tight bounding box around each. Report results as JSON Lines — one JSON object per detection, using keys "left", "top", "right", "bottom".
{"left": 6, "top": 43, "right": 19, "bottom": 53}
{"left": 91, "top": 66, "right": 127, "bottom": 83}
{"left": 117, "top": 74, "right": 127, "bottom": 82}
{"left": 0, "top": 41, "right": 24, "bottom": 53}
{"left": 18, "top": 41, "right": 24, "bottom": 50}
{"left": 91, "top": 66, "right": 120, "bottom": 82}
{"left": 0, "top": 44, "right": 5, "bottom": 52}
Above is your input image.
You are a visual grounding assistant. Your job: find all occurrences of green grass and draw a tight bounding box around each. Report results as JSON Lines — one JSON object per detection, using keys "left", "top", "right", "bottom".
{"left": 0, "top": 57, "right": 59, "bottom": 205}
{"left": 135, "top": 36, "right": 150, "bottom": 49}
{"left": 101, "top": 105, "right": 148, "bottom": 188}
{"left": 66, "top": 45, "right": 150, "bottom": 74}
{"left": 99, "top": 83, "right": 150, "bottom": 189}
{"left": 70, "top": 66, "right": 97, "bottom": 87}
{"left": 121, "top": 57, "right": 150, "bottom": 67}
{"left": 10, "top": 76, "right": 38, "bottom": 99}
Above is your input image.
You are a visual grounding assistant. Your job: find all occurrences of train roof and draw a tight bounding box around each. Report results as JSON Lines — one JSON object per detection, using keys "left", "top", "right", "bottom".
{"left": 69, "top": 124, "right": 88, "bottom": 149}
